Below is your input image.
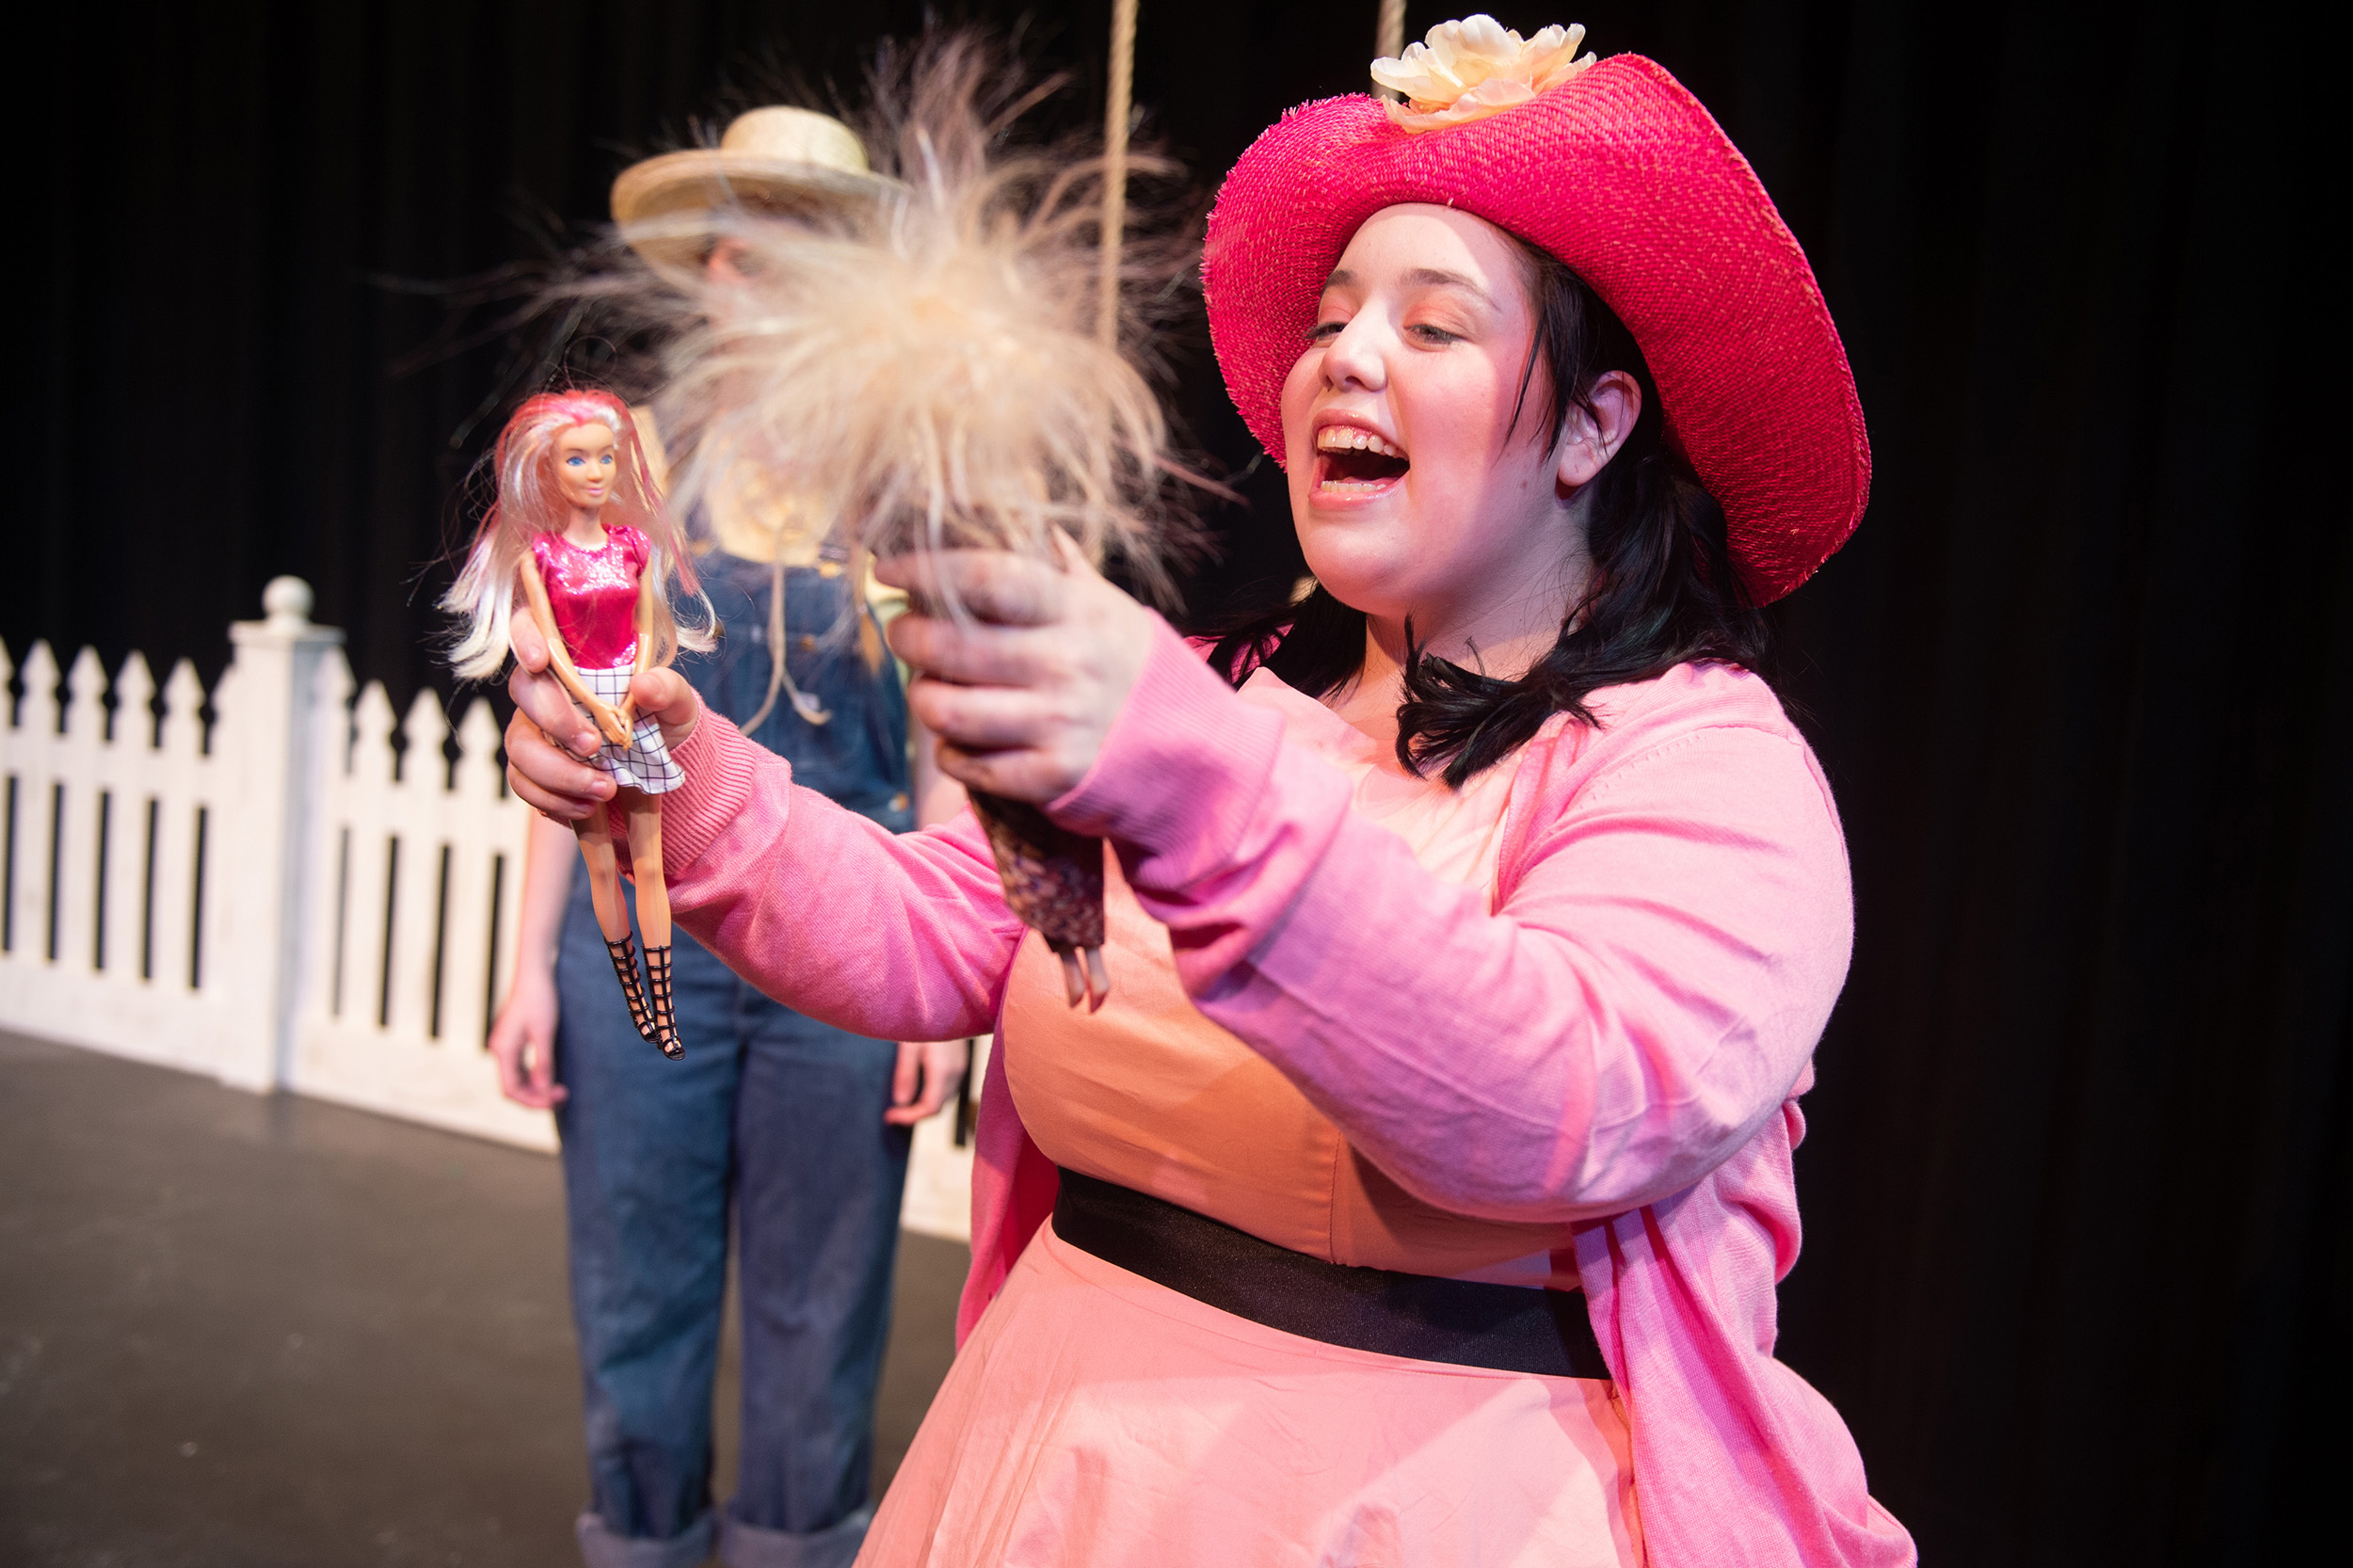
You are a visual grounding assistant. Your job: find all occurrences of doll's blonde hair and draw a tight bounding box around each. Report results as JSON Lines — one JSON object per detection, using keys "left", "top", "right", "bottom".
{"left": 443, "top": 390, "right": 713, "bottom": 681}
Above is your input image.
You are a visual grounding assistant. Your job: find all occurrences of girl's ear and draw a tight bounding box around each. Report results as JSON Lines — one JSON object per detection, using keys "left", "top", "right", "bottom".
{"left": 1556, "top": 370, "right": 1643, "bottom": 491}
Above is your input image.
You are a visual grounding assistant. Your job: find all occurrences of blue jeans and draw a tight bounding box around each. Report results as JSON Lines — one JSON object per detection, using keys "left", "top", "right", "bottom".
{"left": 554, "top": 872, "right": 910, "bottom": 1568}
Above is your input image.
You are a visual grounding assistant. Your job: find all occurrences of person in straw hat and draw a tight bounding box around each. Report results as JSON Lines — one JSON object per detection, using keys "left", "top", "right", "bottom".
{"left": 487, "top": 103, "right": 965, "bottom": 1568}
{"left": 506, "top": 17, "right": 1914, "bottom": 1565}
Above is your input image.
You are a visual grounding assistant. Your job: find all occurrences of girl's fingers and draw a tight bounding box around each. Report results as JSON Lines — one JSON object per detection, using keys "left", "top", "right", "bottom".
{"left": 625, "top": 668, "right": 702, "bottom": 745}
{"left": 875, "top": 551, "right": 1066, "bottom": 627}
{"left": 510, "top": 609, "right": 552, "bottom": 670}
{"left": 887, "top": 613, "right": 1059, "bottom": 688}
{"left": 932, "top": 741, "right": 1081, "bottom": 804}
{"left": 511, "top": 654, "right": 601, "bottom": 757}
{"left": 905, "top": 676, "right": 1066, "bottom": 751}
{"left": 504, "top": 710, "right": 614, "bottom": 820}
{"left": 505, "top": 765, "right": 598, "bottom": 823}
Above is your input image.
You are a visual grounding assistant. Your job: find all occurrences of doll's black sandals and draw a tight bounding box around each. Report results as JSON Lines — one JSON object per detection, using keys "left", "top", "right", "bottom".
{"left": 603, "top": 935, "right": 663, "bottom": 1050}
{"left": 642, "top": 945, "right": 685, "bottom": 1060}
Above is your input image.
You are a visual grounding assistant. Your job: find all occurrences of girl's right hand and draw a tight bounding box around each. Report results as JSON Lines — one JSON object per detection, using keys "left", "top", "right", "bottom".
{"left": 505, "top": 612, "right": 699, "bottom": 821}
{"left": 488, "top": 966, "right": 567, "bottom": 1110}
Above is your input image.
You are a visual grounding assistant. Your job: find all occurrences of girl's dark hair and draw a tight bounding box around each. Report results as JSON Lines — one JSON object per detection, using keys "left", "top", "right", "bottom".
{"left": 1208, "top": 241, "right": 1771, "bottom": 786}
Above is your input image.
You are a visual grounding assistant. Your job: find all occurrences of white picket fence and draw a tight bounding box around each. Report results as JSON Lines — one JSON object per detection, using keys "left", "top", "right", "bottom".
{"left": 0, "top": 578, "right": 977, "bottom": 1239}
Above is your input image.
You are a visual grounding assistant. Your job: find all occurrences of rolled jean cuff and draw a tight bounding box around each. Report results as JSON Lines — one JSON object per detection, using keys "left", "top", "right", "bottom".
{"left": 720, "top": 1506, "right": 872, "bottom": 1568}
{"left": 575, "top": 1508, "right": 715, "bottom": 1568}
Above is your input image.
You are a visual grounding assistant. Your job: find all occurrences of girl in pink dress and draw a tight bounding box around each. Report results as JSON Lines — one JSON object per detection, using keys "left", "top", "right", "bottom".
{"left": 506, "top": 19, "right": 1914, "bottom": 1566}
{"left": 447, "top": 390, "right": 712, "bottom": 1056}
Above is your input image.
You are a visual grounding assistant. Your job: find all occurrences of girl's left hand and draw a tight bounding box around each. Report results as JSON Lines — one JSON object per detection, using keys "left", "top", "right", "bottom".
{"left": 877, "top": 548, "right": 1157, "bottom": 805}
{"left": 504, "top": 612, "right": 699, "bottom": 822}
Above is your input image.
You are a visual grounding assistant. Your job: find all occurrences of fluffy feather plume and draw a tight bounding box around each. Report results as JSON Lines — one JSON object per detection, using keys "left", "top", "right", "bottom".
{"left": 625, "top": 37, "right": 1197, "bottom": 612}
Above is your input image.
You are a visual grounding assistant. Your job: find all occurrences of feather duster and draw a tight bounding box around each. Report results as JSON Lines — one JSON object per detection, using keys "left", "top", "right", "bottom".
{"left": 615, "top": 38, "right": 1203, "bottom": 1005}
{"left": 634, "top": 41, "right": 1190, "bottom": 603}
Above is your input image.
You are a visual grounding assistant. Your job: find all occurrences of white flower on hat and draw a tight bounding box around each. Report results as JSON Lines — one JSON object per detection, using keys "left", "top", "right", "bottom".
{"left": 1370, "top": 15, "right": 1596, "bottom": 133}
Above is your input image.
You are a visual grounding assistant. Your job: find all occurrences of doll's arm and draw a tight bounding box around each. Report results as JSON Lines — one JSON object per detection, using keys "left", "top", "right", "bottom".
{"left": 619, "top": 568, "right": 659, "bottom": 731}
{"left": 520, "top": 552, "right": 631, "bottom": 747}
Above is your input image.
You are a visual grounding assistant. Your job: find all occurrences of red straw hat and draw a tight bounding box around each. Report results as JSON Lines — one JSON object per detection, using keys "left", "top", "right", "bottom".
{"left": 1203, "top": 26, "right": 1868, "bottom": 602}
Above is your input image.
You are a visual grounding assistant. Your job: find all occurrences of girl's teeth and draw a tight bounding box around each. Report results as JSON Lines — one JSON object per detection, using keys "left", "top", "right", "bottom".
{"left": 1318, "top": 427, "right": 1404, "bottom": 458}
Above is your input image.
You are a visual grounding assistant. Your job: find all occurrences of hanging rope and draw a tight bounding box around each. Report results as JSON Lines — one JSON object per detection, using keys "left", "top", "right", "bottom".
{"left": 1097, "top": 0, "right": 1138, "bottom": 347}
{"left": 1377, "top": 0, "right": 1407, "bottom": 66}
{"left": 740, "top": 535, "right": 833, "bottom": 733}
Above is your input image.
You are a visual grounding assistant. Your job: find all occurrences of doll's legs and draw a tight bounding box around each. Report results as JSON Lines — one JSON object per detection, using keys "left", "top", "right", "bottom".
{"left": 620, "top": 789, "right": 684, "bottom": 1059}
{"left": 575, "top": 808, "right": 660, "bottom": 1048}
{"left": 572, "top": 810, "right": 629, "bottom": 941}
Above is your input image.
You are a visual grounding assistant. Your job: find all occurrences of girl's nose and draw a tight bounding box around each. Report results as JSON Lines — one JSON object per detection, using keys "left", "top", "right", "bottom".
{"left": 1322, "top": 320, "right": 1385, "bottom": 392}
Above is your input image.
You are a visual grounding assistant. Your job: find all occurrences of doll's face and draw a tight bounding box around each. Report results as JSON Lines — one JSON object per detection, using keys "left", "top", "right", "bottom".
{"left": 553, "top": 424, "right": 618, "bottom": 513}
{"left": 1278, "top": 204, "right": 1609, "bottom": 638}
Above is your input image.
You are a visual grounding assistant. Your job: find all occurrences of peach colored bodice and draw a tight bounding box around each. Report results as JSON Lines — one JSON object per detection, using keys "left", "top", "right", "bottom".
{"left": 1003, "top": 669, "right": 1579, "bottom": 1290}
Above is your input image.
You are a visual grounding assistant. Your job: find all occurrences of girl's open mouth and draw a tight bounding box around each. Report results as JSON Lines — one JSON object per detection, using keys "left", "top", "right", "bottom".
{"left": 1315, "top": 426, "right": 1410, "bottom": 495}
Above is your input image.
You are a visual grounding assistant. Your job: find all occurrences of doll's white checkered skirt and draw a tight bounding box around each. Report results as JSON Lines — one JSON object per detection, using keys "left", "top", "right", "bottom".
{"left": 580, "top": 661, "right": 683, "bottom": 794}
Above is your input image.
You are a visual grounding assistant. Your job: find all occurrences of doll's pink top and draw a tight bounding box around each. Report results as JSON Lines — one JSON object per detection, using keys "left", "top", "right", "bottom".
{"left": 533, "top": 524, "right": 648, "bottom": 669}
{"left": 647, "top": 618, "right": 1917, "bottom": 1568}
{"left": 1006, "top": 670, "right": 1583, "bottom": 1288}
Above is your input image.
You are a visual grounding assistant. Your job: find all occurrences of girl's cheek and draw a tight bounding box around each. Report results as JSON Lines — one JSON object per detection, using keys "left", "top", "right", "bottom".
{"left": 1279, "top": 352, "right": 1322, "bottom": 453}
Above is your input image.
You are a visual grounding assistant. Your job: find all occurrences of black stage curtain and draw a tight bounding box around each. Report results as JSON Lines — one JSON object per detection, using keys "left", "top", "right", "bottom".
{"left": 8, "top": 3, "right": 2344, "bottom": 1560}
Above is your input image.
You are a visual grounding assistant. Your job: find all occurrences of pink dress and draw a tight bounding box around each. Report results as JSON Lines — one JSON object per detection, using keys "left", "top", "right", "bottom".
{"left": 858, "top": 674, "right": 1641, "bottom": 1563}
{"left": 532, "top": 524, "right": 648, "bottom": 670}
{"left": 650, "top": 620, "right": 1917, "bottom": 1568}
{"left": 531, "top": 525, "right": 680, "bottom": 794}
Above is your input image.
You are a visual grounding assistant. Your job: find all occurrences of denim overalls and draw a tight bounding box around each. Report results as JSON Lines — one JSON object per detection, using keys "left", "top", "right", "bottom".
{"left": 552, "top": 547, "right": 916, "bottom": 1567}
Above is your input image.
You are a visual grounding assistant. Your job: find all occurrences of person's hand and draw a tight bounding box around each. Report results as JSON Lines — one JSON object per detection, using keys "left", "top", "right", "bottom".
{"left": 488, "top": 966, "right": 567, "bottom": 1110}
{"left": 886, "top": 1039, "right": 968, "bottom": 1127}
{"left": 504, "top": 612, "right": 699, "bottom": 821}
{"left": 877, "top": 547, "right": 1156, "bottom": 805}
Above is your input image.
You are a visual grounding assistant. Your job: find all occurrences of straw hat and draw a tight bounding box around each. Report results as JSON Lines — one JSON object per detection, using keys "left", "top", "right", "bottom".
{"left": 611, "top": 106, "right": 891, "bottom": 279}
{"left": 1204, "top": 23, "right": 1868, "bottom": 603}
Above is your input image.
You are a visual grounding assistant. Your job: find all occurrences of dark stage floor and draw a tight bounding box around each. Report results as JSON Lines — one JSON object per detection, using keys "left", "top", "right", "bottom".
{"left": 0, "top": 1031, "right": 968, "bottom": 1568}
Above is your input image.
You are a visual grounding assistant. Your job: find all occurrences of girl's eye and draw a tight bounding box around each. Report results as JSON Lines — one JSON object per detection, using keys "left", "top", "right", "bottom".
{"left": 1305, "top": 319, "right": 1346, "bottom": 344}
{"left": 1407, "top": 323, "right": 1460, "bottom": 344}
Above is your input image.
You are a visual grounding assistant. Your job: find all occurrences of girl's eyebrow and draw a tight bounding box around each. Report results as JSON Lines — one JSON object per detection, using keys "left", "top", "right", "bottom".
{"left": 1321, "top": 265, "right": 1494, "bottom": 308}
{"left": 1400, "top": 266, "right": 1494, "bottom": 306}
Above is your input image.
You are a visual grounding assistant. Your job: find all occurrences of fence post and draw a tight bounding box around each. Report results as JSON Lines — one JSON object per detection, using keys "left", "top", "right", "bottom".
{"left": 212, "top": 577, "right": 345, "bottom": 1091}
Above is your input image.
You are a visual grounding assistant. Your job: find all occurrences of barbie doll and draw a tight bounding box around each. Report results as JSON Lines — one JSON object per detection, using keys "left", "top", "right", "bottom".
{"left": 446, "top": 389, "right": 713, "bottom": 1056}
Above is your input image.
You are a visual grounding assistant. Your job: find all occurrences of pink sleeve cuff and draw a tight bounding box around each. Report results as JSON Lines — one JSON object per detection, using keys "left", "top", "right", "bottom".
{"left": 1047, "top": 617, "right": 1355, "bottom": 979}
{"left": 645, "top": 702, "right": 772, "bottom": 877}
{"left": 1046, "top": 616, "right": 1286, "bottom": 879}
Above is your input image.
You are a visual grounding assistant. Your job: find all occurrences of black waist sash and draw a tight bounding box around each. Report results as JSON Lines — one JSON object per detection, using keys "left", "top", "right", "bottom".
{"left": 1050, "top": 1167, "right": 1610, "bottom": 1380}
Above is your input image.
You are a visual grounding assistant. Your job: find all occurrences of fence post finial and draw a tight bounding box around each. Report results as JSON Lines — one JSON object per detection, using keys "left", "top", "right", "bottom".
{"left": 262, "top": 576, "right": 315, "bottom": 632}
{"left": 216, "top": 578, "right": 346, "bottom": 1091}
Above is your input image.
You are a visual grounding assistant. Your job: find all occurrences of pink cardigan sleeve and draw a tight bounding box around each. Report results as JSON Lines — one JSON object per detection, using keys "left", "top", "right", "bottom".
{"left": 1047, "top": 620, "right": 1854, "bottom": 1223}
{"left": 651, "top": 707, "right": 1024, "bottom": 1043}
